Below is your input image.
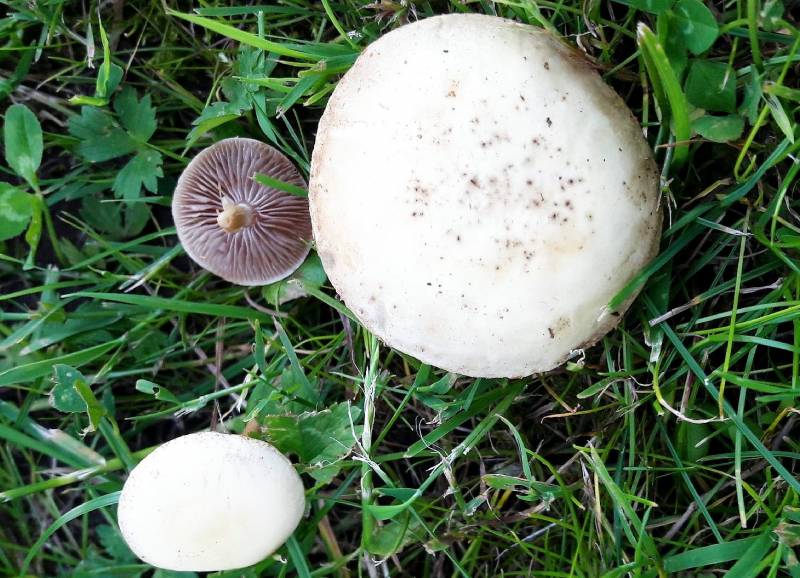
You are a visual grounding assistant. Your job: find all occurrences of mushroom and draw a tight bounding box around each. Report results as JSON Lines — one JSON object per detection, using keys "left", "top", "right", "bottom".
{"left": 309, "top": 14, "right": 661, "bottom": 378}
{"left": 173, "top": 137, "right": 312, "bottom": 286}
{"left": 118, "top": 431, "right": 305, "bottom": 571}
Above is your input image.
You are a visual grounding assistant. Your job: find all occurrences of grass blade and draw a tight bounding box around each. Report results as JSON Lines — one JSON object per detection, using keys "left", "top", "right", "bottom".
{"left": 20, "top": 491, "right": 121, "bottom": 575}
{"left": 637, "top": 23, "right": 691, "bottom": 167}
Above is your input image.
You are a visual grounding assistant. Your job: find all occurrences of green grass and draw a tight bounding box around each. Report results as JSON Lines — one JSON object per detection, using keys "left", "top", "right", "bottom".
{"left": 1, "top": 0, "right": 799, "bottom": 576}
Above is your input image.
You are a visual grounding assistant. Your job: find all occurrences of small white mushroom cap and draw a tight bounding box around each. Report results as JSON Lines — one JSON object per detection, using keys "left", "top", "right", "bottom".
{"left": 309, "top": 14, "right": 661, "bottom": 378}
{"left": 118, "top": 432, "right": 305, "bottom": 571}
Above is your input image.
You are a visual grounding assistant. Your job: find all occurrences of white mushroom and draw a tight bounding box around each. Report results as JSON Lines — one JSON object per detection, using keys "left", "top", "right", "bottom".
{"left": 118, "top": 432, "right": 305, "bottom": 571}
{"left": 309, "top": 13, "right": 661, "bottom": 378}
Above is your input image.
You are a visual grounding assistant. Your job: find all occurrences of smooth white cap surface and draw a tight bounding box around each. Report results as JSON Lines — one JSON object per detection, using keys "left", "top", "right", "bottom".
{"left": 309, "top": 14, "right": 661, "bottom": 377}
{"left": 118, "top": 432, "right": 305, "bottom": 571}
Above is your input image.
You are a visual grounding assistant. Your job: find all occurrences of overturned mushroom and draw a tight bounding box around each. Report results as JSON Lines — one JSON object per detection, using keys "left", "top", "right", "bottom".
{"left": 118, "top": 431, "right": 305, "bottom": 571}
{"left": 173, "top": 138, "right": 312, "bottom": 286}
{"left": 309, "top": 14, "right": 662, "bottom": 378}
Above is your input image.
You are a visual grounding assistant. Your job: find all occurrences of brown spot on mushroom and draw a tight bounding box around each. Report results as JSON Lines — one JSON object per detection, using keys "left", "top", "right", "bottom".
{"left": 446, "top": 81, "right": 458, "bottom": 97}
{"left": 172, "top": 138, "right": 311, "bottom": 286}
{"left": 553, "top": 316, "right": 571, "bottom": 334}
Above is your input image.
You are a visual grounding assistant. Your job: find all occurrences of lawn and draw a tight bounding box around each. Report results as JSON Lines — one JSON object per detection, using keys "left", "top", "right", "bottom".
{"left": 1, "top": 0, "right": 799, "bottom": 576}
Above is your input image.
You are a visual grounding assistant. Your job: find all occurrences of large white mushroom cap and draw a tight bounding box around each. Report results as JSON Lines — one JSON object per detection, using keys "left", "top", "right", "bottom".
{"left": 118, "top": 432, "right": 305, "bottom": 571}
{"left": 309, "top": 13, "right": 661, "bottom": 378}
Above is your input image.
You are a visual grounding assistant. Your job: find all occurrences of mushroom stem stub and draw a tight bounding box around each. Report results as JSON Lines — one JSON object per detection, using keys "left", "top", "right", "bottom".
{"left": 217, "top": 198, "right": 255, "bottom": 233}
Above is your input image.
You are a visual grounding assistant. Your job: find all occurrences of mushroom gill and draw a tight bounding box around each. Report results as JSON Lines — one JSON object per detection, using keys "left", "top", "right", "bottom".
{"left": 172, "top": 138, "right": 312, "bottom": 286}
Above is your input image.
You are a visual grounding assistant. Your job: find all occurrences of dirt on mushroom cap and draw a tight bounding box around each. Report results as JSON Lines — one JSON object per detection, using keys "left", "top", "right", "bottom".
{"left": 309, "top": 14, "right": 662, "bottom": 378}
{"left": 173, "top": 137, "right": 312, "bottom": 286}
